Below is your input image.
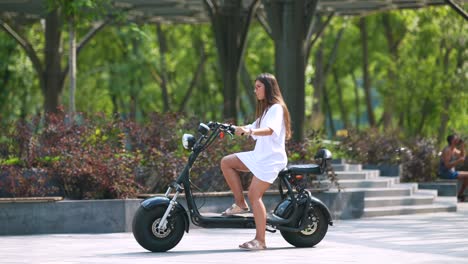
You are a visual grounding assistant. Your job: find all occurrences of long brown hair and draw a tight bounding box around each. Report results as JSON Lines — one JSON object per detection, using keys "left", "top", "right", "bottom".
{"left": 255, "top": 73, "right": 292, "bottom": 140}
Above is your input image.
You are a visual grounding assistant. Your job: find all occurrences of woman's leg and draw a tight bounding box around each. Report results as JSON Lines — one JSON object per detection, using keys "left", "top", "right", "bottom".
{"left": 220, "top": 154, "right": 249, "bottom": 208}
{"left": 247, "top": 176, "right": 271, "bottom": 247}
{"left": 457, "top": 171, "right": 468, "bottom": 198}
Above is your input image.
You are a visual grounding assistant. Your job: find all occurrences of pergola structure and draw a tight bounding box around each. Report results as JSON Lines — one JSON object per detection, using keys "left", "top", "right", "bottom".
{"left": 0, "top": 0, "right": 457, "bottom": 22}
{"left": 1, "top": 0, "right": 466, "bottom": 141}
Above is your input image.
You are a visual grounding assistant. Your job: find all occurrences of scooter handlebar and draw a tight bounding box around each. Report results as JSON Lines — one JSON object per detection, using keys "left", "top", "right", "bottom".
{"left": 206, "top": 121, "right": 236, "bottom": 135}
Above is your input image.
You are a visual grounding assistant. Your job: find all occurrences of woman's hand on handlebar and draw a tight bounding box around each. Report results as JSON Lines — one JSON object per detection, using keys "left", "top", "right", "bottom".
{"left": 234, "top": 126, "right": 250, "bottom": 137}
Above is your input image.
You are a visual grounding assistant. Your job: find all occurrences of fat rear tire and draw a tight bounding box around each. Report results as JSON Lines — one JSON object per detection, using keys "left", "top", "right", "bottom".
{"left": 280, "top": 207, "right": 328, "bottom": 247}
{"left": 132, "top": 206, "right": 185, "bottom": 252}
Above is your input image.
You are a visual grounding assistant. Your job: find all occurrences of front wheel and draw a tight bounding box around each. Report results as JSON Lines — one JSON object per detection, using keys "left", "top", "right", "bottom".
{"left": 132, "top": 206, "right": 186, "bottom": 252}
{"left": 280, "top": 207, "right": 328, "bottom": 247}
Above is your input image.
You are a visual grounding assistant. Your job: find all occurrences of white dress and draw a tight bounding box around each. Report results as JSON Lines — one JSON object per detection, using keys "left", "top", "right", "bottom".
{"left": 235, "top": 104, "right": 287, "bottom": 183}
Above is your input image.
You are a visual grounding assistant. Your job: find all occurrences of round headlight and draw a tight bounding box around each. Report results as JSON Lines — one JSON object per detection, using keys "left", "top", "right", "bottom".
{"left": 182, "top": 134, "right": 196, "bottom": 150}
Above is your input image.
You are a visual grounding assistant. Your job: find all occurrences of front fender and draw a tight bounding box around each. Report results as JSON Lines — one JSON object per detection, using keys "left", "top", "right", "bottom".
{"left": 306, "top": 192, "right": 333, "bottom": 226}
{"left": 140, "top": 196, "right": 190, "bottom": 232}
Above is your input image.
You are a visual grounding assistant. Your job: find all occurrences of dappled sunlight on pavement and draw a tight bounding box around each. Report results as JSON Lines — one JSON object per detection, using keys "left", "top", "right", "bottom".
{"left": 1, "top": 204, "right": 467, "bottom": 264}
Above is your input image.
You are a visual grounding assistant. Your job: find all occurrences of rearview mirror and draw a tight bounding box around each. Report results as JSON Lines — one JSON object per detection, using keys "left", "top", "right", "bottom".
{"left": 198, "top": 123, "right": 210, "bottom": 135}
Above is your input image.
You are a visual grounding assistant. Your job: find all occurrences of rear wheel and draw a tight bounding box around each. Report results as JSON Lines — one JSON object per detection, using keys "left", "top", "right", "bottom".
{"left": 280, "top": 207, "right": 328, "bottom": 247}
{"left": 132, "top": 206, "right": 186, "bottom": 252}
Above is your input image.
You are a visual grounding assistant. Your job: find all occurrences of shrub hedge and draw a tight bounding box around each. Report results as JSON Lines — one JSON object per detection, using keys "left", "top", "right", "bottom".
{"left": 337, "top": 128, "right": 442, "bottom": 182}
{"left": 1, "top": 111, "right": 446, "bottom": 199}
{"left": 0, "top": 111, "right": 333, "bottom": 199}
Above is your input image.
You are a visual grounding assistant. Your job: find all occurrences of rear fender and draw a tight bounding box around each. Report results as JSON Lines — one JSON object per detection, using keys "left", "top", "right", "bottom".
{"left": 306, "top": 192, "right": 333, "bottom": 226}
{"left": 141, "top": 196, "right": 190, "bottom": 232}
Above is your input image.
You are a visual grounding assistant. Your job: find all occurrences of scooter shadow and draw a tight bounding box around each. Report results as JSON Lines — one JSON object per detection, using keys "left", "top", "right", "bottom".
{"left": 104, "top": 246, "right": 300, "bottom": 257}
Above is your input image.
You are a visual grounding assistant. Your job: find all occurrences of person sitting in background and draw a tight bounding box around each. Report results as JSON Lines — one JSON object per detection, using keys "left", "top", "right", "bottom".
{"left": 439, "top": 134, "right": 467, "bottom": 202}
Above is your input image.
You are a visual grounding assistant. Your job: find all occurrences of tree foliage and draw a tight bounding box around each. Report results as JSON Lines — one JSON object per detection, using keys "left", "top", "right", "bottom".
{"left": 307, "top": 6, "right": 467, "bottom": 141}
{"left": 1, "top": 6, "right": 466, "bottom": 143}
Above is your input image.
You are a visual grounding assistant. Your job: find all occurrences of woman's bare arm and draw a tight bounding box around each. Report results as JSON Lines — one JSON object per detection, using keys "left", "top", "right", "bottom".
{"left": 234, "top": 126, "right": 273, "bottom": 137}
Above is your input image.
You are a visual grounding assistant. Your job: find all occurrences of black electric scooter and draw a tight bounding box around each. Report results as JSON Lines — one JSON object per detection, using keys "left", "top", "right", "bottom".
{"left": 132, "top": 122, "right": 333, "bottom": 252}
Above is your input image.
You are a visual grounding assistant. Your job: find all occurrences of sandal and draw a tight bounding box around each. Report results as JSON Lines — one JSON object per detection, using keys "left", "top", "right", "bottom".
{"left": 457, "top": 195, "right": 465, "bottom": 202}
{"left": 221, "top": 203, "right": 250, "bottom": 216}
{"left": 239, "top": 239, "right": 267, "bottom": 251}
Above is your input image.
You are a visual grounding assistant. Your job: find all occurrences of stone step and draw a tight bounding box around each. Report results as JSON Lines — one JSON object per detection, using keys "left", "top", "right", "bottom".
{"left": 323, "top": 163, "right": 456, "bottom": 218}
{"left": 337, "top": 187, "right": 414, "bottom": 197}
{"left": 331, "top": 159, "right": 347, "bottom": 165}
{"left": 332, "top": 164, "right": 363, "bottom": 172}
{"left": 413, "top": 189, "right": 438, "bottom": 196}
{"left": 362, "top": 202, "right": 457, "bottom": 217}
{"left": 334, "top": 171, "right": 379, "bottom": 180}
{"left": 364, "top": 195, "right": 434, "bottom": 207}
{"left": 328, "top": 178, "right": 397, "bottom": 189}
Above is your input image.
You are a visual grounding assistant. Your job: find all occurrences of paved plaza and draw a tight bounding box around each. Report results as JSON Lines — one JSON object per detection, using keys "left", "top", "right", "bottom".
{"left": 1, "top": 201, "right": 467, "bottom": 264}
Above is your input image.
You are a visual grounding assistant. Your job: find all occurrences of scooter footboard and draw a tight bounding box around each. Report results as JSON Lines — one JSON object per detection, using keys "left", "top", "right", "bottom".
{"left": 140, "top": 196, "right": 190, "bottom": 232}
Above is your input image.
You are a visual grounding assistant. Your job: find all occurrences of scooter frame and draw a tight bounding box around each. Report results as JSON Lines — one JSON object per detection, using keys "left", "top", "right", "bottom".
{"left": 139, "top": 122, "right": 333, "bottom": 234}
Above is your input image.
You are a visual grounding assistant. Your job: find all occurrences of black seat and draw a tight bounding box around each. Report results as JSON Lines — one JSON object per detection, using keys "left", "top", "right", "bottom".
{"left": 287, "top": 164, "right": 321, "bottom": 174}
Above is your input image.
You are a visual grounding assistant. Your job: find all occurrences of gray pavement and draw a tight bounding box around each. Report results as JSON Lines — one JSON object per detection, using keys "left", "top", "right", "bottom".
{"left": 2, "top": 201, "right": 468, "bottom": 264}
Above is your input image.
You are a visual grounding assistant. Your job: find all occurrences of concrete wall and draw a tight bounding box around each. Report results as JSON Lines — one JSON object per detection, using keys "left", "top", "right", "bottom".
{"left": 0, "top": 199, "right": 141, "bottom": 235}
{"left": 0, "top": 190, "right": 364, "bottom": 235}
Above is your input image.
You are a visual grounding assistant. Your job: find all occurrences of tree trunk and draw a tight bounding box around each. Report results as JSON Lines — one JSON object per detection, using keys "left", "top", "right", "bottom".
{"left": 68, "top": 16, "right": 76, "bottom": 118}
{"left": 323, "top": 83, "right": 335, "bottom": 136}
{"left": 311, "top": 25, "right": 343, "bottom": 133}
{"left": 333, "top": 68, "right": 349, "bottom": 128}
{"left": 306, "top": 14, "right": 334, "bottom": 63}
{"left": 156, "top": 23, "right": 170, "bottom": 112}
{"left": 129, "top": 38, "right": 142, "bottom": 121}
{"left": 351, "top": 71, "right": 360, "bottom": 128}
{"left": 2, "top": 10, "right": 110, "bottom": 115}
{"left": 265, "top": 0, "right": 318, "bottom": 141}
{"left": 437, "top": 46, "right": 455, "bottom": 144}
{"left": 44, "top": 9, "right": 63, "bottom": 113}
{"left": 0, "top": 45, "right": 13, "bottom": 112}
{"left": 0, "top": 19, "right": 45, "bottom": 97}
{"left": 382, "top": 13, "right": 403, "bottom": 129}
{"left": 240, "top": 62, "right": 256, "bottom": 114}
{"left": 111, "top": 94, "right": 119, "bottom": 117}
{"left": 359, "top": 17, "right": 375, "bottom": 127}
{"left": 417, "top": 99, "right": 430, "bottom": 134}
{"left": 382, "top": 14, "right": 394, "bottom": 129}
{"left": 129, "top": 94, "right": 137, "bottom": 121}
{"left": 311, "top": 42, "right": 324, "bottom": 129}
{"left": 179, "top": 48, "right": 208, "bottom": 113}
{"left": 204, "top": 0, "right": 260, "bottom": 122}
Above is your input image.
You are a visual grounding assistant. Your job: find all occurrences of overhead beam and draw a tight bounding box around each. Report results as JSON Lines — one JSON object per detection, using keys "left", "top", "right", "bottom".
{"left": 0, "top": 0, "right": 450, "bottom": 24}
{"left": 444, "top": 0, "right": 468, "bottom": 20}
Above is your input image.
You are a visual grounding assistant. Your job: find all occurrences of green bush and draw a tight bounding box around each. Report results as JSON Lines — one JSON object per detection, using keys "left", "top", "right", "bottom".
{"left": 0, "top": 165, "right": 57, "bottom": 197}
{"left": 0, "top": 157, "right": 21, "bottom": 166}
{"left": 338, "top": 128, "right": 440, "bottom": 182}
{"left": 338, "top": 128, "right": 402, "bottom": 165}
{"left": 0, "top": 111, "right": 144, "bottom": 199}
{"left": 399, "top": 137, "right": 439, "bottom": 182}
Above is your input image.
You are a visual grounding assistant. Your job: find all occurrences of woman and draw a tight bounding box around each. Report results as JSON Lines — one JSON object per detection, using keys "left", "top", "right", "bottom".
{"left": 220, "top": 73, "right": 291, "bottom": 250}
{"left": 439, "top": 134, "right": 467, "bottom": 202}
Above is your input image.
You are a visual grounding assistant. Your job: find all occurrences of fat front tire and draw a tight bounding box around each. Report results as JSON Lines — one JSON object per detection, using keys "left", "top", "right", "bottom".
{"left": 280, "top": 207, "right": 328, "bottom": 248}
{"left": 132, "top": 206, "right": 185, "bottom": 252}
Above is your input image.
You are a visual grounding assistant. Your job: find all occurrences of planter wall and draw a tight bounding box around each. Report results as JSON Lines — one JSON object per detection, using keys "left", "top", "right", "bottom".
{"left": 0, "top": 199, "right": 141, "bottom": 236}
{"left": 174, "top": 190, "right": 365, "bottom": 220}
{"left": 0, "top": 190, "right": 364, "bottom": 235}
{"left": 418, "top": 180, "right": 467, "bottom": 197}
